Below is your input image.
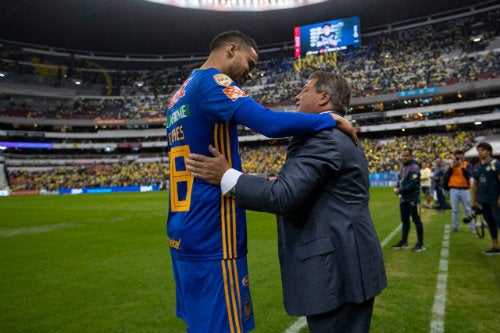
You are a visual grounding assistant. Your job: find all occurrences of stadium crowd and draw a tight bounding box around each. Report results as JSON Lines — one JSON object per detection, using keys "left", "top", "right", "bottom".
{"left": 7, "top": 130, "right": 497, "bottom": 191}
{"left": 8, "top": 160, "right": 167, "bottom": 191}
{"left": 1, "top": 6, "right": 500, "bottom": 120}
{"left": 239, "top": 130, "right": 483, "bottom": 175}
{"left": 2, "top": 6, "right": 500, "bottom": 192}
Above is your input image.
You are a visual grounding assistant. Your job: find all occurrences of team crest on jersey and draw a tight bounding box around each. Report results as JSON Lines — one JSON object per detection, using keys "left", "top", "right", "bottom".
{"left": 213, "top": 74, "right": 233, "bottom": 87}
{"left": 412, "top": 174, "right": 418, "bottom": 179}
{"left": 223, "top": 86, "right": 248, "bottom": 101}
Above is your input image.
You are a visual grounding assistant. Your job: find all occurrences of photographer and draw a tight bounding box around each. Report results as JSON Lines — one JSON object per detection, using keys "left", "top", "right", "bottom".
{"left": 471, "top": 142, "right": 500, "bottom": 255}
{"left": 443, "top": 150, "right": 475, "bottom": 233}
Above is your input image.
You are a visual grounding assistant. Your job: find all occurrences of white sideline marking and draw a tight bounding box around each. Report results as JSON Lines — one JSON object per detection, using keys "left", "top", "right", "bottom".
{"left": 380, "top": 224, "right": 402, "bottom": 248}
{"left": 283, "top": 317, "right": 307, "bottom": 333}
{"left": 430, "top": 224, "right": 451, "bottom": 333}
{"left": 0, "top": 222, "right": 78, "bottom": 238}
{"left": 282, "top": 224, "right": 402, "bottom": 333}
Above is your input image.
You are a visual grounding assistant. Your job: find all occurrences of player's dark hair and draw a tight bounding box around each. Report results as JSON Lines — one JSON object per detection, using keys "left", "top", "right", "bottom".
{"left": 209, "top": 30, "right": 258, "bottom": 54}
{"left": 477, "top": 142, "right": 493, "bottom": 153}
{"left": 309, "top": 71, "right": 351, "bottom": 115}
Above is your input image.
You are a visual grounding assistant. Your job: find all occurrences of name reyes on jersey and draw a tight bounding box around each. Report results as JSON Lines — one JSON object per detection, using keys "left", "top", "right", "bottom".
{"left": 167, "top": 104, "right": 189, "bottom": 146}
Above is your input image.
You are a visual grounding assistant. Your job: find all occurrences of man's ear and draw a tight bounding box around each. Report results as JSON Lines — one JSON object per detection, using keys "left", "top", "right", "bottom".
{"left": 227, "top": 43, "right": 237, "bottom": 58}
{"left": 319, "top": 92, "right": 331, "bottom": 106}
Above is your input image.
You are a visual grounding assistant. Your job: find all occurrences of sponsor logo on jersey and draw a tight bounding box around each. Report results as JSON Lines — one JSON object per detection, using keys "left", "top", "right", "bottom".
{"left": 168, "top": 78, "right": 191, "bottom": 108}
{"left": 244, "top": 300, "right": 252, "bottom": 318}
{"left": 223, "top": 86, "right": 248, "bottom": 101}
{"left": 213, "top": 74, "right": 233, "bottom": 87}
{"left": 169, "top": 238, "right": 181, "bottom": 250}
{"left": 242, "top": 275, "right": 249, "bottom": 286}
{"left": 167, "top": 104, "right": 190, "bottom": 128}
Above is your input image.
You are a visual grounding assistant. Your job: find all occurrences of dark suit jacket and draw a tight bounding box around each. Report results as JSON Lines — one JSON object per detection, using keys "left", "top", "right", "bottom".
{"left": 235, "top": 124, "right": 387, "bottom": 316}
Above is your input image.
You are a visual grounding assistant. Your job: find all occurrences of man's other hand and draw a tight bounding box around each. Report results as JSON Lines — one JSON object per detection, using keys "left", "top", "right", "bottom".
{"left": 185, "top": 145, "right": 230, "bottom": 185}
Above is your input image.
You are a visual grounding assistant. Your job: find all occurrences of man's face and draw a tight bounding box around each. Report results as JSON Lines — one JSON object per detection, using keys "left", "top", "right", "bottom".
{"left": 401, "top": 150, "right": 412, "bottom": 163}
{"left": 455, "top": 153, "right": 464, "bottom": 162}
{"left": 294, "top": 79, "right": 322, "bottom": 114}
{"left": 226, "top": 45, "right": 258, "bottom": 86}
{"left": 476, "top": 147, "right": 490, "bottom": 159}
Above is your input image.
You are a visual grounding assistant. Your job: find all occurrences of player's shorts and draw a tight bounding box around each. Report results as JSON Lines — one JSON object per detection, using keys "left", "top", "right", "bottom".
{"left": 171, "top": 254, "right": 255, "bottom": 333}
{"left": 421, "top": 186, "right": 430, "bottom": 194}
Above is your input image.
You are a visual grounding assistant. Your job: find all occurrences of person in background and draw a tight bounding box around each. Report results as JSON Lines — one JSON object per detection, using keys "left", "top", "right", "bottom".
{"left": 433, "top": 157, "right": 450, "bottom": 212}
{"left": 443, "top": 150, "right": 475, "bottom": 233}
{"left": 186, "top": 71, "right": 386, "bottom": 333}
{"left": 392, "top": 148, "right": 425, "bottom": 252}
{"left": 471, "top": 142, "right": 500, "bottom": 255}
{"left": 421, "top": 161, "right": 432, "bottom": 208}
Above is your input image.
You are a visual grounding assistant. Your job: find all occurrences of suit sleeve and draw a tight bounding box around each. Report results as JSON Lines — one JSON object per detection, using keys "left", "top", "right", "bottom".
{"left": 234, "top": 133, "right": 339, "bottom": 215}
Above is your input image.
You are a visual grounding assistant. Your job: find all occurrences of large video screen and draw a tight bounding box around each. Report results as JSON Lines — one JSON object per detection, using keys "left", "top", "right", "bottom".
{"left": 294, "top": 16, "right": 360, "bottom": 58}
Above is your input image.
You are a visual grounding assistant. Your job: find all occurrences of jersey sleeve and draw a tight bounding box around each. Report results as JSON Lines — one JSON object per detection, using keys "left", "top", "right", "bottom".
{"left": 195, "top": 69, "right": 336, "bottom": 138}
{"left": 232, "top": 101, "right": 336, "bottom": 138}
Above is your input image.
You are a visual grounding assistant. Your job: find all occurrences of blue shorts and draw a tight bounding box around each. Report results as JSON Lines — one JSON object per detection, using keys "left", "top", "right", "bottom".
{"left": 171, "top": 254, "right": 255, "bottom": 333}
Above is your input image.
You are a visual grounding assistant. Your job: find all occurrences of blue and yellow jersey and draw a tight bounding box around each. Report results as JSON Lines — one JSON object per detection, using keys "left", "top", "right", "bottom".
{"left": 167, "top": 68, "right": 253, "bottom": 261}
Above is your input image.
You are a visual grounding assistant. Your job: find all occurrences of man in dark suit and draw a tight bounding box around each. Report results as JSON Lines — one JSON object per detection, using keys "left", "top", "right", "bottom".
{"left": 186, "top": 71, "right": 387, "bottom": 333}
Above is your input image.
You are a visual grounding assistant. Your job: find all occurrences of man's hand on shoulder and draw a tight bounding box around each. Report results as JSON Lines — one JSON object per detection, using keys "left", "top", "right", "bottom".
{"left": 330, "top": 113, "right": 358, "bottom": 146}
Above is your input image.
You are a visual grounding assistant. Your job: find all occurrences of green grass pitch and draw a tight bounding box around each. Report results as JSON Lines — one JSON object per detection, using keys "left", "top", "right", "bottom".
{"left": 0, "top": 189, "right": 499, "bottom": 332}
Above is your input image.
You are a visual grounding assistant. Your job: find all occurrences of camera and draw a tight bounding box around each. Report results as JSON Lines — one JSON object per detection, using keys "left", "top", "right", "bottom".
{"left": 463, "top": 207, "right": 482, "bottom": 224}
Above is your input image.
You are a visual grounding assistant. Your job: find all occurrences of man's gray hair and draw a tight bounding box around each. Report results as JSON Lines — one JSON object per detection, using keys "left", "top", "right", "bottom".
{"left": 309, "top": 71, "right": 351, "bottom": 115}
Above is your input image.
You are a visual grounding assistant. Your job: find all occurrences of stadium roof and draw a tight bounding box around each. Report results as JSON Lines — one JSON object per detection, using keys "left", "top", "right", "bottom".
{"left": 0, "top": 0, "right": 495, "bottom": 56}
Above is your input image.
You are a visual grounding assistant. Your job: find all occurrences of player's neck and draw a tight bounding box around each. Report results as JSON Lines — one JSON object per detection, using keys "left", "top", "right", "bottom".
{"left": 200, "top": 60, "right": 219, "bottom": 70}
{"left": 200, "top": 52, "right": 225, "bottom": 72}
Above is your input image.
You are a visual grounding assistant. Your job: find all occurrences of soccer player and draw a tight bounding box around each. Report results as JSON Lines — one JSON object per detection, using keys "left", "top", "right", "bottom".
{"left": 166, "top": 31, "right": 356, "bottom": 333}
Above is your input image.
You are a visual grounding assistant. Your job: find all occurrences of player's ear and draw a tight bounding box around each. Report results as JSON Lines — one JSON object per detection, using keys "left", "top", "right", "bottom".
{"left": 227, "top": 42, "right": 238, "bottom": 58}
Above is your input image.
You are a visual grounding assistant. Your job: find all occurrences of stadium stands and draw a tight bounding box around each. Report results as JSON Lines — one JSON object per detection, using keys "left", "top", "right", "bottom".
{"left": 1, "top": 2, "right": 500, "bottom": 192}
